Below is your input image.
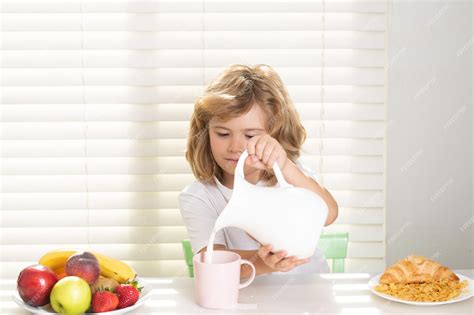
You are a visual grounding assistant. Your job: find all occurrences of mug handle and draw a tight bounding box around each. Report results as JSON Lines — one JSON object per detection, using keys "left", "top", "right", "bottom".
{"left": 239, "top": 259, "right": 256, "bottom": 289}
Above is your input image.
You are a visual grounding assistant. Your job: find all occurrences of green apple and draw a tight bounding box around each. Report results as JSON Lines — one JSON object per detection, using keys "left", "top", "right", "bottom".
{"left": 50, "top": 276, "right": 91, "bottom": 315}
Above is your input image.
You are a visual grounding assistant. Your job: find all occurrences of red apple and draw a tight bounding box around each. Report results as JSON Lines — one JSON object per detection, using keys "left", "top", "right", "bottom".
{"left": 17, "top": 264, "right": 58, "bottom": 306}
{"left": 65, "top": 251, "right": 100, "bottom": 285}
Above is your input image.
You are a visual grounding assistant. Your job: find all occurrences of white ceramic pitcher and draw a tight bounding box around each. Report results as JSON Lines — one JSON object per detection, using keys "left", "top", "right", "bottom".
{"left": 214, "top": 150, "right": 328, "bottom": 259}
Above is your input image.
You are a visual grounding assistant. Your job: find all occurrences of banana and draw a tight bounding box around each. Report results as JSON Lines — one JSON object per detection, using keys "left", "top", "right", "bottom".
{"left": 38, "top": 249, "right": 137, "bottom": 284}
{"left": 91, "top": 251, "right": 137, "bottom": 284}
{"left": 54, "top": 266, "right": 66, "bottom": 275}
{"left": 39, "top": 249, "right": 77, "bottom": 272}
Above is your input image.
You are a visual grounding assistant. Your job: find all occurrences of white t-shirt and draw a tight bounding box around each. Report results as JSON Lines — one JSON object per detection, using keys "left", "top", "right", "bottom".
{"left": 178, "top": 161, "right": 330, "bottom": 274}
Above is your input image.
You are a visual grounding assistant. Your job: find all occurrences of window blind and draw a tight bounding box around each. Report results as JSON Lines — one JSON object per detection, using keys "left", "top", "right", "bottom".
{"left": 1, "top": 0, "right": 387, "bottom": 277}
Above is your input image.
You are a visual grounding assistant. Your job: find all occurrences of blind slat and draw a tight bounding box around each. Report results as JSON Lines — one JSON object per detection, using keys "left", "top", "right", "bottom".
{"left": 2, "top": 139, "right": 384, "bottom": 157}
{"left": 1, "top": 173, "right": 384, "bottom": 193}
{"left": 1, "top": 121, "right": 386, "bottom": 140}
{"left": 2, "top": 86, "right": 385, "bottom": 104}
{"left": 1, "top": 226, "right": 188, "bottom": 245}
{"left": 1, "top": 208, "right": 384, "bottom": 227}
{"left": 2, "top": 191, "right": 383, "bottom": 210}
{"left": 1, "top": 225, "right": 388, "bottom": 245}
{"left": 2, "top": 50, "right": 385, "bottom": 68}
{"left": 2, "top": 156, "right": 384, "bottom": 175}
{"left": 2, "top": 13, "right": 386, "bottom": 32}
{"left": 1, "top": 103, "right": 385, "bottom": 122}
{"left": 1, "top": 192, "right": 180, "bottom": 210}
{"left": 2, "top": 31, "right": 385, "bottom": 50}
{"left": 2, "top": 0, "right": 388, "bottom": 14}
{"left": 2, "top": 67, "right": 385, "bottom": 86}
{"left": 1, "top": 209, "right": 185, "bottom": 227}
{"left": 323, "top": 225, "right": 384, "bottom": 242}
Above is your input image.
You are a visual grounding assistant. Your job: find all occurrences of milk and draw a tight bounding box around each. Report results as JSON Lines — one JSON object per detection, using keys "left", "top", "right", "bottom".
{"left": 205, "top": 228, "right": 217, "bottom": 264}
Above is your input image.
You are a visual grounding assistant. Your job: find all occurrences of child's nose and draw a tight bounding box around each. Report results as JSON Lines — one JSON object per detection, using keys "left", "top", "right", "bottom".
{"left": 228, "top": 145, "right": 245, "bottom": 153}
{"left": 228, "top": 137, "right": 246, "bottom": 153}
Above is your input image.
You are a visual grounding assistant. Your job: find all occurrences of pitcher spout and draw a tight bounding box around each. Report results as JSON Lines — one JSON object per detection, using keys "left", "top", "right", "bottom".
{"left": 214, "top": 207, "right": 230, "bottom": 231}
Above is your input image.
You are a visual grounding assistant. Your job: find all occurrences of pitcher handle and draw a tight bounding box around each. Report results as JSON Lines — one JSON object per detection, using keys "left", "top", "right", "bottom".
{"left": 271, "top": 160, "right": 292, "bottom": 188}
{"left": 235, "top": 150, "right": 292, "bottom": 188}
{"left": 235, "top": 150, "right": 249, "bottom": 181}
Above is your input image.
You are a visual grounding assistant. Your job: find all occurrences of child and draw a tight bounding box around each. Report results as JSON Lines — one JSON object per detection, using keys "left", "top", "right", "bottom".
{"left": 179, "top": 64, "right": 338, "bottom": 277}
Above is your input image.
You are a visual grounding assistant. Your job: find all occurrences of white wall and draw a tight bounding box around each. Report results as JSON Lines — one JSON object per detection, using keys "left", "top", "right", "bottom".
{"left": 387, "top": 0, "right": 473, "bottom": 268}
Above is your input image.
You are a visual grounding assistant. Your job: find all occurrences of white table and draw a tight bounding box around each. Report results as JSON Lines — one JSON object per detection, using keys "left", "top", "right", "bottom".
{"left": 2, "top": 270, "right": 473, "bottom": 314}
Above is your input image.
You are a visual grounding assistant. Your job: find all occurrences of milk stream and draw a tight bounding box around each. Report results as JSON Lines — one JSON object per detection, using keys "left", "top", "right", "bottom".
{"left": 205, "top": 228, "right": 217, "bottom": 264}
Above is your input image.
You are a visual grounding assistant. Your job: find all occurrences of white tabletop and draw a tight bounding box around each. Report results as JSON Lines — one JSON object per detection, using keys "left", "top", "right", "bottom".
{"left": 2, "top": 270, "right": 473, "bottom": 315}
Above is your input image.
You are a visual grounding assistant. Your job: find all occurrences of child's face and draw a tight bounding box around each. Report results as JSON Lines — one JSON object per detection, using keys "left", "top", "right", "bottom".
{"left": 209, "top": 104, "right": 267, "bottom": 178}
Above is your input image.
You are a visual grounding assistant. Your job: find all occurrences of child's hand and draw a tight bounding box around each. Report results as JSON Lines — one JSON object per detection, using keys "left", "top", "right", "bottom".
{"left": 245, "top": 134, "right": 288, "bottom": 171}
{"left": 257, "top": 244, "right": 310, "bottom": 273}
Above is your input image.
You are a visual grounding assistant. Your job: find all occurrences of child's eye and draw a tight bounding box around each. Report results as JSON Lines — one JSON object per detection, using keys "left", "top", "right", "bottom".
{"left": 215, "top": 132, "right": 255, "bottom": 138}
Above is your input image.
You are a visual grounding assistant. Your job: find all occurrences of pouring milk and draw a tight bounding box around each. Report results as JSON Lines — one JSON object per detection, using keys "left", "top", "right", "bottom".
{"left": 205, "top": 150, "right": 328, "bottom": 264}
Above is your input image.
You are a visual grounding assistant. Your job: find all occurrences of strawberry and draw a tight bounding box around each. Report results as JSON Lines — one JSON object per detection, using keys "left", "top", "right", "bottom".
{"left": 115, "top": 280, "right": 142, "bottom": 309}
{"left": 91, "top": 289, "right": 119, "bottom": 313}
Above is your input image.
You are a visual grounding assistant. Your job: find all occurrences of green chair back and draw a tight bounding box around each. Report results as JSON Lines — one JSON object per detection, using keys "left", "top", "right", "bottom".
{"left": 317, "top": 232, "right": 349, "bottom": 273}
{"left": 182, "top": 232, "right": 348, "bottom": 277}
{"left": 181, "top": 237, "right": 195, "bottom": 278}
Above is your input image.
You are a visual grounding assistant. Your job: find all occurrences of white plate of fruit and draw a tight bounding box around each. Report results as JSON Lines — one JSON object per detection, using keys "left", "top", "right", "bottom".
{"left": 12, "top": 250, "right": 152, "bottom": 314}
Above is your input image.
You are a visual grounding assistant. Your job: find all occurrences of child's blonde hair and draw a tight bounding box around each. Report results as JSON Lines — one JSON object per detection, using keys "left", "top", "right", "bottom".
{"left": 186, "top": 64, "right": 306, "bottom": 185}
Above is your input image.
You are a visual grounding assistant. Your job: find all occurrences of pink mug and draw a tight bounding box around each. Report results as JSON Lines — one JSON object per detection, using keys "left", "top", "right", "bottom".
{"left": 193, "top": 250, "right": 256, "bottom": 309}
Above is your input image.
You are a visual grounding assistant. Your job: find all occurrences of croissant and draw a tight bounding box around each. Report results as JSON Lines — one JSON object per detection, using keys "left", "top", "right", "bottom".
{"left": 380, "top": 255, "right": 459, "bottom": 284}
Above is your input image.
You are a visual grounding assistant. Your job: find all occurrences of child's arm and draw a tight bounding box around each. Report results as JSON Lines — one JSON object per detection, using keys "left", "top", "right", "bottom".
{"left": 281, "top": 160, "right": 339, "bottom": 226}
{"left": 199, "top": 244, "right": 309, "bottom": 280}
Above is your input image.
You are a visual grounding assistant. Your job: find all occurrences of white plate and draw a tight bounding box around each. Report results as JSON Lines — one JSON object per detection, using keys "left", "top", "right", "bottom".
{"left": 368, "top": 273, "right": 474, "bottom": 306}
{"left": 12, "top": 277, "right": 152, "bottom": 314}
